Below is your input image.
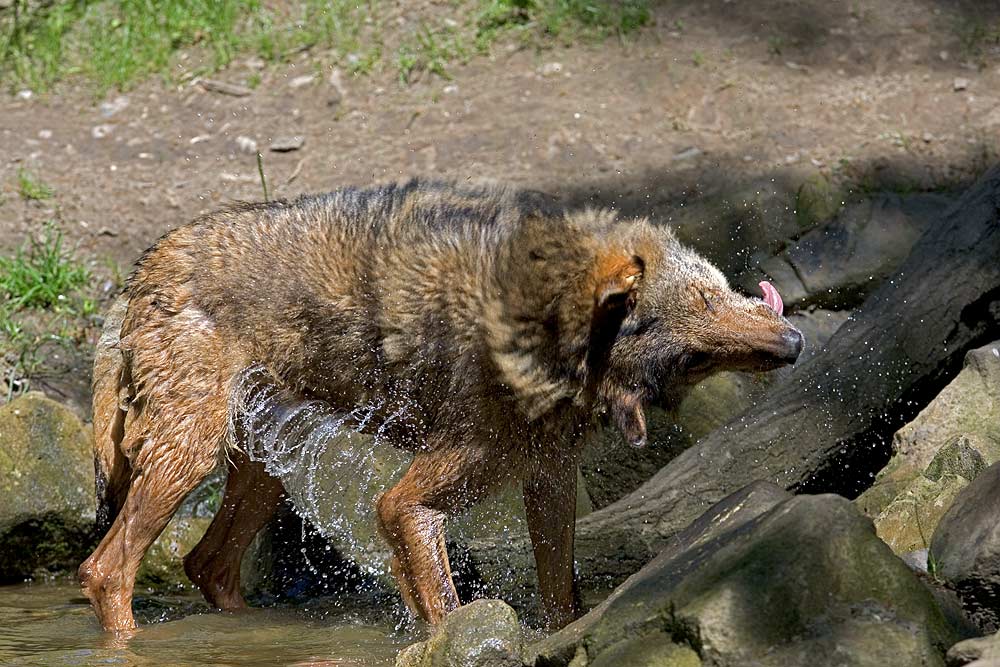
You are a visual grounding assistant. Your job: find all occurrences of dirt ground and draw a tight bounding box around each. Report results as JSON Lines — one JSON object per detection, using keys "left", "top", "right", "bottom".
{"left": 2, "top": 0, "right": 999, "bottom": 413}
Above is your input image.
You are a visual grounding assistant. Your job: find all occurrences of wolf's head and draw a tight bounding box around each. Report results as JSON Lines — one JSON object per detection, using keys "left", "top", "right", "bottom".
{"left": 598, "top": 222, "right": 803, "bottom": 447}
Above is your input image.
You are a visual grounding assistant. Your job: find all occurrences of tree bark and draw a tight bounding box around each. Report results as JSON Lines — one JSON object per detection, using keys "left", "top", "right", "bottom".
{"left": 465, "top": 164, "right": 1000, "bottom": 603}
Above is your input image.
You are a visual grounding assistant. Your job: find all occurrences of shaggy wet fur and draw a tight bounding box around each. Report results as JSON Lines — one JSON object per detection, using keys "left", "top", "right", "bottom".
{"left": 80, "top": 179, "right": 802, "bottom": 635}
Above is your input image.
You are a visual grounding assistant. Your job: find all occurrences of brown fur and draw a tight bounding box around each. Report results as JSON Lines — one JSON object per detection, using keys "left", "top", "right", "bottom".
{"left": 80, "top": 179, "right": 802, "bottom": 635}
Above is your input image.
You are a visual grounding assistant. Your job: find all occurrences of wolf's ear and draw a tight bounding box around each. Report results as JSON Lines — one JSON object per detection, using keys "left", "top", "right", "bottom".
{"left": 595, "top": 252, "right": 645, "bottom": 310}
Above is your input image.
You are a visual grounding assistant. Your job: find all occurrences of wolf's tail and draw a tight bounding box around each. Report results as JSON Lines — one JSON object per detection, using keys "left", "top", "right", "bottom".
{"left": 91, "top": 294, "right": 133, "bottom": 536}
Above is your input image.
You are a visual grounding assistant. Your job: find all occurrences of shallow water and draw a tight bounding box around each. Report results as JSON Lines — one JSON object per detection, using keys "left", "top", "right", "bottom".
{"left": 0, "top": 581, "right": 414, "bottom": 667}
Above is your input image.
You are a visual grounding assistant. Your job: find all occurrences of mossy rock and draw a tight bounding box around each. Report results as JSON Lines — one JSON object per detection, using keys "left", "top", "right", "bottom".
{"left": 0, "top": 393, "right": 96, "bottom": 581}
{"left": 858, "top": 342, "right": 1000, "bottom": 554}
{"left": 396, "top": 599, "right": 524, "bottom": 667}
{"left": 136, "top": 516, "right": 212, "bottom": 589}
{"left": 534, "top": 493, "right": 955, "bottom": 667}
{"left": 872, "top": 473, "right": 968, "bottom": 554}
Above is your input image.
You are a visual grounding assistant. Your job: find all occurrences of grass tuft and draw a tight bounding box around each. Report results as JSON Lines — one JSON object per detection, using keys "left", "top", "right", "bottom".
{"left": 397, "top": 25, "right": 468, "bottom": 84}
{"left": 16, "top": 167, "right": 54, "bottom": 201}
{"left": 476, "top": 0, "right": 651, "bottom": 47}
{"left": 0, "top": 222, "right": 90, "bottom": 311}
{"left": 0, "top": 223, "right": 94, "bottom": 402}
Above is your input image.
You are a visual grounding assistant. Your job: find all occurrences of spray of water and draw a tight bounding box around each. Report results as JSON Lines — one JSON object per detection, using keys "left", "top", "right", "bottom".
{"left": 228, "top": 365, "right": 539, "bottom": 588}
{"left": 229, "top": 365, "right": 411, "bottom": 579}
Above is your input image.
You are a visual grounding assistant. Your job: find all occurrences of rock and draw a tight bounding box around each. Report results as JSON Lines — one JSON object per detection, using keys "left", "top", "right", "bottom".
{"left": 740, "top": 192, "right": 952, "bottom": 309}
{"left": 948, "top": 632, "right": 1000, "bottom": 666}
{"left": 858, "top": 342, "right": 1000, "bottom": 553}
{"left": 530, "top": 493, "right": 954, "bottom": 667}
{"left": 0, "top": 393, "right": 96, "bottom": 580}
{"left": 269, "top": 136, "right": 305, "bottom": 152}
{"left": 904, "top": 548, "right": 931, "bottom": 573}
{"left": 671, "top": 146, "right": 703, "bottom": 161}
{"left": 931, "top": 461, "right": 1000, "bottom": 631}
{"left": 869, "top": 474, "right": 969, "bottom": 555}
{"left": 954, "top": 78, "right": 970, "bottom": 92}
{"left": 328, "top": 68, "right": 347, "bottom": 98}
{"left": 289, "top": 74, "right": 316, "bottom": 89}
{"left": 99, "top": 95, "right": 130, "bottom": 118}
{"left": 197, "top": 78, "right": 252, "bottom": 97}
{"left": 235, "top": 136, "right": 258, "bottom": 154}
{"left": 136, "top": 517, "right": 211, "bottom": 588}
{"left": 91, "top": 124, "right": 115, "bottom": 139}
{"left": 539, "top": 62, "right": 563, "bottom": 76}
{"left": 397, "top": 599, "right": 524, "bottom": 667}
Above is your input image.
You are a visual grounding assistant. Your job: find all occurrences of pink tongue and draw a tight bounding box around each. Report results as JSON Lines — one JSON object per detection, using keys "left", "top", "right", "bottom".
{"left": 759, "top": 280, "right": 784, "bottom": 316}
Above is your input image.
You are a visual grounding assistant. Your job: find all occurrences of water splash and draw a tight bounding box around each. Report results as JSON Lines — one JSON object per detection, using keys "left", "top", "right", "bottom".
{"left": 228, "top": 365, "right": 538, "bottom": 584}
{"left": 229, "top": 365, "right": 411, "bottom": 579}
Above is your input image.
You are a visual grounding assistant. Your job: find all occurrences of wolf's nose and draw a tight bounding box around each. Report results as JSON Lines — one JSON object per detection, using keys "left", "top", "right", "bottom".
{"left": 781, "top": 329, "right": 804, "bottom": 362}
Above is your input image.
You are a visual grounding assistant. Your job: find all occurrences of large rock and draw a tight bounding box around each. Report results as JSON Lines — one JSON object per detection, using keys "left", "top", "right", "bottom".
{"left": 530, "top": 493, "right": 955, "bottom": 667}
{"left": 136, "top": 516, "right": 212, "bottom": 589}
{"left": 740, "top": 192, "right": 951, "bottom": 310}
{"left": 858, "top": 342, "right": 1000, "bottom": 554}
{"left": 396, "top": 599, "right": 524, "bottom": 667}
{"left": 931, "top": 461, "right": 1000, "bottom": 631}
{"left": 0, "top": 393, "right": 97, "bottom": 580}
{"left": 948, "top": 631, "right": 1000, "bottom": 666}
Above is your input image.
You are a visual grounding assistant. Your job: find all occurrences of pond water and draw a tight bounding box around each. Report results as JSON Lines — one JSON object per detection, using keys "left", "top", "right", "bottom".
{"left": 0, "top": 581, "right": 414, "bottom": 667}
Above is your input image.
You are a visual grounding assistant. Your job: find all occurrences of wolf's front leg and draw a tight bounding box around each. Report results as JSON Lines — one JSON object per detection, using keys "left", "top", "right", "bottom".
{"left": 524, "top": 457, "right": 580, "bottom": 629}
{"left": 377, "top": 448, "right": 473, "bottom": 623}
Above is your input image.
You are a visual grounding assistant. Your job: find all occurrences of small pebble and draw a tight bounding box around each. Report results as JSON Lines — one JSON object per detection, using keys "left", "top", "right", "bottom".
{"left": 953, "top": 77, "right": 969, "bottom": 91}
{"left": 539, "top": 62, "right": 563, "bottom": 76}
{"left": 270, "top": 136, "right": 305, "bottom": 152}
{"left": 672, "top": 146, "right": 702, "bottom": 161}
{"left": 91, "top": 124, "right": 115, "bottom": 139}
{"left": 289, "top": 74, "right": 316, "bottom": 89}
{"left": 236, "top": 136, "right": 258, "bottom": 154}
{"left": 99, "top": 96, "right": 130, "bottom": 117}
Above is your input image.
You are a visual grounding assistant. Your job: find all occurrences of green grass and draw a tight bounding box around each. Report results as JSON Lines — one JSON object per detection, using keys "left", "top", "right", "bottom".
{"left": 1, "top": 0, "right": 379, "bottom": 94}
{"left": 0, "top": 222, "right": 94, "bottom": 402}
{"left": 0, "top": 223, "right": 90, "bottom": 311}
{"left": 397, "top": 25, "right": 469, "bottom": 84}
{"left": 16, "top": 167, "right": 54, "bottom": 201}
{"left": 2, "top": 0, "right": 651, "bottom": 93}
{"left": 954, "top": 17, "right": 1000, "bottom": 62}
{"left": 477, "top": 0, "right": 649, "bottom": 44}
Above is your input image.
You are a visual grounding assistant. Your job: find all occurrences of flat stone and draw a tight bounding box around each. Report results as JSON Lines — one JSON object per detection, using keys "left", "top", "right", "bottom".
{"left": 269, "top": 136, "right": 305, "bottom": 152}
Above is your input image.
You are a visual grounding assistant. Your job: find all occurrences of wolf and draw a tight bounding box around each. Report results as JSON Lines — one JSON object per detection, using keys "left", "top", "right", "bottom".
{"left": 79, "top": 179, "right": 802, "bottom": 634}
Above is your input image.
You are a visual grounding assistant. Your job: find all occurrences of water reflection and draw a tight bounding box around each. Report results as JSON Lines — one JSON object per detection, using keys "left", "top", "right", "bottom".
{"left": 0, "top": 581, "right": 413, "bottom": 667}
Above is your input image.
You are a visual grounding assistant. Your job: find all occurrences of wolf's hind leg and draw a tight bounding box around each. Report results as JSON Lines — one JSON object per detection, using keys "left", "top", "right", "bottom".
{"left": 184, "top": 449, "right": 285, "bottom": 610}
{"left": 78, "top": 417, "right": 220, "bottom": 635}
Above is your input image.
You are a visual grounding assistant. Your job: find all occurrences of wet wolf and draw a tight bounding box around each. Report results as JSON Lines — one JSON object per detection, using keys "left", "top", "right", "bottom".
{"left": 79, "top": 179, "right": 802, "bottom": 635}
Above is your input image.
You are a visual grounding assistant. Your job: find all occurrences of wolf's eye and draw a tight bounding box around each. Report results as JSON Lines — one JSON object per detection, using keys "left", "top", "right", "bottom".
{"left": 699, "top": 289, "right": 716, "bottom": 313}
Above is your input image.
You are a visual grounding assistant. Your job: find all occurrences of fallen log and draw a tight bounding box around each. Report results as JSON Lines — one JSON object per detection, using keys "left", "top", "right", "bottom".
{"left": 465, "top": 164, "right": 1000, "bottom": 607}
